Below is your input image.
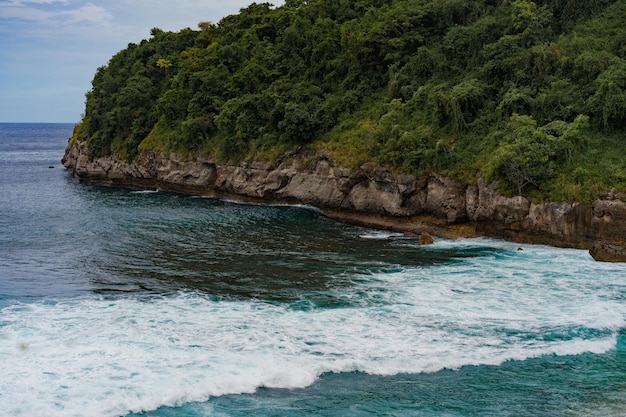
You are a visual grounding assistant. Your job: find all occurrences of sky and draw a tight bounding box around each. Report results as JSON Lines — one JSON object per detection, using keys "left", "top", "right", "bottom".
{"left": 0, "top": 0, "right": 285, "bottom": 122}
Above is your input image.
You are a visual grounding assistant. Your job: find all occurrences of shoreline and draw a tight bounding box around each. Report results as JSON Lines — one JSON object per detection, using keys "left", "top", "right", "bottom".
{"left": 70, "top": 176, "right": 591, "bottom": 250}
{"left": 62, "top": 142, "right": 626, "bottom": 261}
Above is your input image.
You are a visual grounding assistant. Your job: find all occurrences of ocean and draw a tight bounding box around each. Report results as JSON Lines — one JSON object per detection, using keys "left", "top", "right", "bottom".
{"left": 0, "top": 123, "right": 625, "bottom": 417}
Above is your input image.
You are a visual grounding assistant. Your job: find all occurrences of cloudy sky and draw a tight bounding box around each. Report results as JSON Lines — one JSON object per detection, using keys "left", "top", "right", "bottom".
{"left": 0, "top": 0, "right": 284, "bottom": 122}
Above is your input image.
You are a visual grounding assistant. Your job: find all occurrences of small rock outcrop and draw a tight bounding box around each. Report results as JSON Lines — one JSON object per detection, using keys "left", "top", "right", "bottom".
{"left": 589, "top": 242, "right": 626, "bottom": 263}
{"left": 62, "top": 140, "right": 626, "bottom": 261}
{"left": 419, "top": 232, "right": 434, "bottom": 245}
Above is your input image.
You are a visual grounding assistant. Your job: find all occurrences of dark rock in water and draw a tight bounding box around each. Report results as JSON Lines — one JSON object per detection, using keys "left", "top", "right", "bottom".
{"left": 589, "top": 242, "right": 626, "bottom": 262}
{"left": 420, "top": 232, "right": 434, "bottom": 245}
{"left": 48, "top": 166, "right": 55, "bottom": 169}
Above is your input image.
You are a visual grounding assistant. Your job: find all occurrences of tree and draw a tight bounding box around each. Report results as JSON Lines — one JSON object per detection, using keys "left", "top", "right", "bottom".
{"left": 75, "top": 0, "right": 626, "bottom": 199}
{"left": 589, "top": 60, "right": 626, "bottom": 129}
{"left": 486, "top": 114, "right": 555, "bottom": 195}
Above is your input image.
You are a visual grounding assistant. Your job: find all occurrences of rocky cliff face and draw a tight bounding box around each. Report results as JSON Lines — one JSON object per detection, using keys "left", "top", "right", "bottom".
{"left": 62, "top": 140, "right": 626, "bottom": 261}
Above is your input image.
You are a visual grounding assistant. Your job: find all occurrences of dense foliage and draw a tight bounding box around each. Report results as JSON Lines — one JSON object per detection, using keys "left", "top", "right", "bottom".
{"left": 77, "top": 0, "right": 626, "bottom": 201}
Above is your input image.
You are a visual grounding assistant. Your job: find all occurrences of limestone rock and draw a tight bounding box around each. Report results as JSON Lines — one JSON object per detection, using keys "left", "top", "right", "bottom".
{"left": 425, "top": 173, "right": 467, "bottom": 223}
{"left": 61, "top": 138, "right": 626, "bottom": 261}
{"left": 591, "top": 199, "right": 626, "bottom": 242}
{"left": 589, "top": 242, "right": 626, "bottom": 263}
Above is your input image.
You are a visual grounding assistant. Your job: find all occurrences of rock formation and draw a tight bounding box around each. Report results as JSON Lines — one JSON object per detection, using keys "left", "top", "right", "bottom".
{"left": 62, "top": 140, "right": 626, "bottom": 262}
{"left": 589, "top": 242, "right": 626, "bottom": 263}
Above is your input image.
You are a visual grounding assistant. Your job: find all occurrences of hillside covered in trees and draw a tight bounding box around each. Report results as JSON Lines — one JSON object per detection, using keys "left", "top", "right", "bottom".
{"left": 75, "top": 0, "right": 626, "bottom": 201}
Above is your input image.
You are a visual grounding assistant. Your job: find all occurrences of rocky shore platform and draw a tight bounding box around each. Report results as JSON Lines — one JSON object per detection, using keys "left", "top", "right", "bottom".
{"left": 63, "top": 140, "right": 626, "bottom": 262}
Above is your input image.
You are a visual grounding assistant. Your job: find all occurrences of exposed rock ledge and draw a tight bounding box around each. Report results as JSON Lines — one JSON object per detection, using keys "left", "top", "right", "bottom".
{"left": 62, "top": 140, "right": 626, "bottom": 262}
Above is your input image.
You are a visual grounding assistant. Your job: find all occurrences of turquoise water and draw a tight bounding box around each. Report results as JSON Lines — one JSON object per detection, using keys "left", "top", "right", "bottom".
{"left": 0, "top": 123, "right": 625, "bottom": 416}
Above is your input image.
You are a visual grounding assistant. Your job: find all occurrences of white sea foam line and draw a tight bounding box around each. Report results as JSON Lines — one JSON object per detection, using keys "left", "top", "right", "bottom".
{"left": 0, "top": 287, "right": 623, "bottom": 417}
{"left": 338, "top": 269, "right": 624, "bottom": 333}
{"left": 358, "top": 231, "right": 405, "bottom": 239}
{"left": 1, "top": 239, "right": 625, "bottom": 416}
{"left": 218, "top": 198, "right": 325, "bottom": 213}
{"left": 129, "top": 190, "right": 159, "bottom": 194}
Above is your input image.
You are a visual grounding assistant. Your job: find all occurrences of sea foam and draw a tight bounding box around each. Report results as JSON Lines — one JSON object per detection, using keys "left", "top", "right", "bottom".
{"left": 1, "top": 240, "right": 625, "bottom": 416}
{"left": 1, "top": 252, "right": 624, "bottom": 417}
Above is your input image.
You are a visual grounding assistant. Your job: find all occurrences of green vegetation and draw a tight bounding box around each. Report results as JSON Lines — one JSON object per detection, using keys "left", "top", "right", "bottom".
{"left": 77, "top": 0, "right": 626, "bottom": 201}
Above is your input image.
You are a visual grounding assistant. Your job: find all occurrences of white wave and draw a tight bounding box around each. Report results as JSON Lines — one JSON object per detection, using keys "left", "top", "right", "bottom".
{"left": 358, "top": 231, "right": 405, "bottom": 239}
{"left": 129, "top": 189, "right": 159, "bottom": 194}
{"left": 1, "top": 239, "right": 625, "bottom": 416}
{"left": 1, "top": 289, "right": 623, "bottom": 416}
{"left": 218, "top": 197, "right": 324, "bottom": 212}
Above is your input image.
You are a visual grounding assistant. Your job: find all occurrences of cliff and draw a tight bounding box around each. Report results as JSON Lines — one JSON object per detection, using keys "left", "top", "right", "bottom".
{"left": 63, "top": 140, "right": 626, "bottom": 261}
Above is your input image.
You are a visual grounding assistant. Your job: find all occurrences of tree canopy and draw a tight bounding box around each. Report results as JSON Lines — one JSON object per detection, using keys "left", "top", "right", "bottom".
{"left": 76, "top": 0, "right": 626, "bottom": 201}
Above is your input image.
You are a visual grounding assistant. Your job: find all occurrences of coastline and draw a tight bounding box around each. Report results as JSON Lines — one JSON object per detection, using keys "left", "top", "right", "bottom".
{"left": 62, "top": 139, "right": 626, "bottom": 261}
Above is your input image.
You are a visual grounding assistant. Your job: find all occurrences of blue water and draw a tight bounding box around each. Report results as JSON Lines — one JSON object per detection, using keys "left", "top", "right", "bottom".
{"left": 0, "top": 123, "right": 625, "bottom": 417}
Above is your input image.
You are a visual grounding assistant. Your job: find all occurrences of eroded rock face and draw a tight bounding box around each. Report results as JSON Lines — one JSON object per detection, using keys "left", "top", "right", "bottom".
{"left": 589, "top": 242, "right": 626, "bottom": 262}
{"left": 426, "top": 174, "right": 467, "bottom": 223}
{"left": 591, "top": 199, "right": 626, "bottom": 242}
{"left": 62, "top": 140, "right": 626, "bottom": 260}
